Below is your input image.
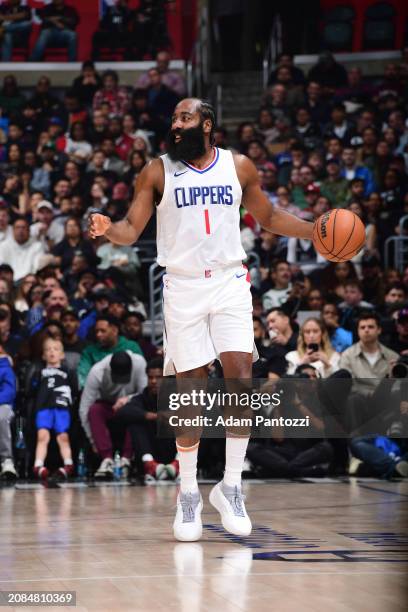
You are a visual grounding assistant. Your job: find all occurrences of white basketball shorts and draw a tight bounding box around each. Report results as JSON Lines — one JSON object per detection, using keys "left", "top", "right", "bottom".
{"left": 162, "top": 263, "right": 258, "bottom": 375}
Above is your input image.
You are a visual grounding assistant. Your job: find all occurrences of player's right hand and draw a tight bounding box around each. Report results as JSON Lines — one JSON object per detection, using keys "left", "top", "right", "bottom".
{"left": 88, "top": 213, "right": 111, "bottom": 239}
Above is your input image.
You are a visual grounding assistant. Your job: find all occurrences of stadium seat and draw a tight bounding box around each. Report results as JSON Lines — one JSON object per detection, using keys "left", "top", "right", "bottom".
{"left": 322, "top": 5, "right": 355, "bottom": 51}
{"left": 363, "top": 2, "right": 396, "bottom": 50}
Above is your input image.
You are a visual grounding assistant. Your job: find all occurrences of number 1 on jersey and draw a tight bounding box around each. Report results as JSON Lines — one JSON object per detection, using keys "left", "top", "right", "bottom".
{"left": 204, "top": 209, "right": 211, "bottom": 235}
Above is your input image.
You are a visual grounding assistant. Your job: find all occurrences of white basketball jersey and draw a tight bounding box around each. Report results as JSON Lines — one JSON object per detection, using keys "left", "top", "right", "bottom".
{"left": 157, "top": 147, "right": 246, "bottom": 275}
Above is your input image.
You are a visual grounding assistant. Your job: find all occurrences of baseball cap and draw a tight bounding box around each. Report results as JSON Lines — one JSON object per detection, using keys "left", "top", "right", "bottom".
{"left": 397, "top": 308, "right": 408, "bottom": 323}
{"left": 110, "top": 351, "right": 132, "bottom": 384}
{"left": 61, "top": 307, "right": 79, "bottom": 320}
{"left": 37, "top": 200, "right": 54, "bottom": 212}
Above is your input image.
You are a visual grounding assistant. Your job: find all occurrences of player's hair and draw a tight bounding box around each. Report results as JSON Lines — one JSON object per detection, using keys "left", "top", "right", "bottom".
{"left": 197, "top": 100, "right": 216, "bottom": 145}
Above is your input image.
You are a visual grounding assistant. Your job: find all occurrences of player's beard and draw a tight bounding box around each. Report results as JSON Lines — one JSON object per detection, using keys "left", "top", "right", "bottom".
{"left": 166, "top": 122, "right": 206, "bottom": 162}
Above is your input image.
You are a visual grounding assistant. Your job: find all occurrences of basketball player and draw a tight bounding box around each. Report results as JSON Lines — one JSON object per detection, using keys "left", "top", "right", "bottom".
{"left": 89, "top": 98, "right": 314, "bottom": 542}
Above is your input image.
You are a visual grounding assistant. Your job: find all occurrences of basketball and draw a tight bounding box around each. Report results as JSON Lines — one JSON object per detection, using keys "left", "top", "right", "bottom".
{"left": 313, "top": 209, "right": 366, "bottom": 262}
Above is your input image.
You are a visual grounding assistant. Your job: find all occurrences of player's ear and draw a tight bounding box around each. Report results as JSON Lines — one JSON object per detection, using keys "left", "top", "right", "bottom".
{"left": 203, "top": 119, "right": 212, "bottom": 135}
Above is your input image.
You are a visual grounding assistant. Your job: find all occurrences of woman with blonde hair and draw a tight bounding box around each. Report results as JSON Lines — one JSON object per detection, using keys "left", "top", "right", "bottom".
{"left": 285, "top": 317, "right": 340, "bottom": 378}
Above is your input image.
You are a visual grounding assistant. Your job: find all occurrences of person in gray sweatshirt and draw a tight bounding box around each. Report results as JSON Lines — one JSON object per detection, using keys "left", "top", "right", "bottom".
{"left": 79, "top": 350, "right": 147, "bottom": 479}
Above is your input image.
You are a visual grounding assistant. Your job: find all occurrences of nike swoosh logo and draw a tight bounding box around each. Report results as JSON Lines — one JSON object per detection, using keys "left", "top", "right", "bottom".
{"left": 236, "top": 273, "right": 246, "bottom": 278}
{"left": 174, "top": 170, "right": 188, "bottom": 177}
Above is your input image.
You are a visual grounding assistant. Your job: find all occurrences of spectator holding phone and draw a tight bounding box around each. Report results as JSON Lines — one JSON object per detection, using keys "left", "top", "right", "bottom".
{"left": 286, "top": 317, "right": 340, "bottom": 377}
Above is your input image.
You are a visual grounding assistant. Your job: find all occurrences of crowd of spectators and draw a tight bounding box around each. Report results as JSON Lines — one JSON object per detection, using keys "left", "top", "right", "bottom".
{"left": 0, "top": 46, "right": 408, "bottom": 484}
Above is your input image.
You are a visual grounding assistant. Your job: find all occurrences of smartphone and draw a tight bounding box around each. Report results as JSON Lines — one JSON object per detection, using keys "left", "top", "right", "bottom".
{"left": 307, "top": 343, "right": 319, "bottom": 353}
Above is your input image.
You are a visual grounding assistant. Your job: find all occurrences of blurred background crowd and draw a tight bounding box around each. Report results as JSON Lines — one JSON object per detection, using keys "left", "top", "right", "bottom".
{"left": 0, "top": 0, "right": 407, "bottom": 485}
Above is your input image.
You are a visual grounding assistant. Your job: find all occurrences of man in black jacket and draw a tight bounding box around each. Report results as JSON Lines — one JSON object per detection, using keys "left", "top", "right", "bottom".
{"left": 30, "top": 0, "right": 79, "bottom": 61}
{"left": 116, "top": 357, "right": 178, "bottom": 483}
{"left": 92, "top": 0, "right": 134, "bottom": 60}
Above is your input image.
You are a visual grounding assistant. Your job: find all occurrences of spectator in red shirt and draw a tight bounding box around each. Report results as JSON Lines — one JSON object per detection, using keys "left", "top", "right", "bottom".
{"left": 93, "top": 70, "right": 130, "bottom": 116}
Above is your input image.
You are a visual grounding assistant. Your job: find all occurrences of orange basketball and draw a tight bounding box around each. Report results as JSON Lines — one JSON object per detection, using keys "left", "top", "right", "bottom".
{"left": 313, "top": 209, "right": 366, "bottom": 262}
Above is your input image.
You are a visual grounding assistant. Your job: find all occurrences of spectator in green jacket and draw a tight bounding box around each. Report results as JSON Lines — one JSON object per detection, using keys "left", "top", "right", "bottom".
{"left": 320, "top": 158, "right": 349, "bottom": 208}
{"left": 77, "top": 313, "right": 142, "bottom": 388}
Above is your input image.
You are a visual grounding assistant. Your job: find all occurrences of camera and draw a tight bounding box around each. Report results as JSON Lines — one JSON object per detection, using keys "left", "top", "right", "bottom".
{"left": 391, "top": 356, "right": 408, "bottom": 378}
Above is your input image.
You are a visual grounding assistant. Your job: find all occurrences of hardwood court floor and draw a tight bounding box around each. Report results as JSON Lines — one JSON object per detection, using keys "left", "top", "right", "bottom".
{"left": 0, "top": 479, "right": 407, "bottom": 612}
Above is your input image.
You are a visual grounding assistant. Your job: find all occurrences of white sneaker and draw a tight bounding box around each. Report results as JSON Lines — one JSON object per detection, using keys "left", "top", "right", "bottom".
{"left": 1, "top": 458, "right": 17, "bottom": 480}
{"left": 94, "top": 457, "right": 114, "bottom": 479}
{"left": 173, "top": 490, "right": 203, "bottom": 542}
{"left": 209, "top": 481, "right": 252, "bottom": 536}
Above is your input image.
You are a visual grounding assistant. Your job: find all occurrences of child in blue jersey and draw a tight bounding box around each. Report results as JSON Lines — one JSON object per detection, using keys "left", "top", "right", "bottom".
{"left": 33, "top": 337, "right": 76, "bottom": 480}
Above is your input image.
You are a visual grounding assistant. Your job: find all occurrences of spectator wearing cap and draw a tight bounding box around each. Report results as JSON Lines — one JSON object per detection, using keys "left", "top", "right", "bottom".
{"left": 93, "top": 70, "right": 130, "bottom": 116}
{"left": 30, "top": 200, "right": 64, "bottom": 248}
{"left": 136, "top": 50, "right": 186, "bottom": 97}
{"left": 0, "top": 206, "right": 12, "bottom": 243}
{"left": 79, "top": 350, "right": 147, "bottom": 479}
{"left": 0, "top": 217, "right": 46, "bottom": 282}
{"left": 320, "top": 158, "right": 349, "bottom": 208}
{"left": 122, "top": 311, "right": 159, "bottom": 361}
{"left": 341, "top": 147, "right": 375, "bottom": 196}
{"left": 78, "top": 313, "right": 143, "bottom": 388}
{"left": 30, "top": 0, "right": 79, "bottom": 62}
{"left": 61, "top": 308, "right": 88, "bottom": 361}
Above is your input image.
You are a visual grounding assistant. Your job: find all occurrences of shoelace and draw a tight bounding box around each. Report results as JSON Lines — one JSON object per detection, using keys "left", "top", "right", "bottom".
{"left": 224, "top": 487, "right": 246, "bottom": 517}
{"left": 180, "top": 494, "right": 199, "bottom": 523}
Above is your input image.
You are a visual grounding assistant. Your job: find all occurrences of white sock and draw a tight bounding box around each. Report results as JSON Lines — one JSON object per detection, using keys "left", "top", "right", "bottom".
{"left": 34, "top": 460, "right": 44, "bottom": 468}
{"left": 64, "top": 458, "right": 73, "bottom": 466}
{"left": 224, "top": 436, "right": 250, "bottom": 488}
{"left": 177, "top": 442, "right": 199, "bottom": 493}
